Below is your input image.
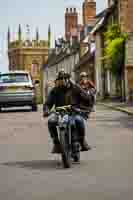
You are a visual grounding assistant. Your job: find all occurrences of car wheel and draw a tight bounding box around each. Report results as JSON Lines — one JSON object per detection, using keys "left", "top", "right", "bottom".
{"left": 0, "top": 107, "right": 2, "bottom": 112}
{"left": 31, "top": 104, "right": 38, "bottom": 112}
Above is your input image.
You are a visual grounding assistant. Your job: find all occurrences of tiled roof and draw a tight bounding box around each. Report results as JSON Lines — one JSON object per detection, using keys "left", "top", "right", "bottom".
{"left": 91, "top": 4, "right": 116, "bottom": 35}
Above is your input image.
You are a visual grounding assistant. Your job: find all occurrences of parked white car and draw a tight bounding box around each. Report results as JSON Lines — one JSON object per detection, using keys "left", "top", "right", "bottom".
{"left": 0, "top": 71, "right": 37, "bottom": 111}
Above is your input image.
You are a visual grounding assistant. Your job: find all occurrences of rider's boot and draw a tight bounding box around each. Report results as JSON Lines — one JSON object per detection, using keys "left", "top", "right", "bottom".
{"left": 51, "top": 139, "right": 62, "bottom": 154}
{"left": 80, "top": 138, "right": 91, "bottom": 151}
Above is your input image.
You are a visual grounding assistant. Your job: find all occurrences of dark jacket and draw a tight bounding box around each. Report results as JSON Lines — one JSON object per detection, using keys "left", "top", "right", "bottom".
{"left": 80, "top": 88, "right": 96, "bottom": 109}
{"left": 43, "top": 81, "right": 93, "bottom": 113}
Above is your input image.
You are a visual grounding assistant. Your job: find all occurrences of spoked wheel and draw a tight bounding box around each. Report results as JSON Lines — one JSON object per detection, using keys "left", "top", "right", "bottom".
{"left": 71, "top": 131, "right": 80, "bottom": 163}
{"left": 60, "top": 130, "right": 71, "bottom": 168}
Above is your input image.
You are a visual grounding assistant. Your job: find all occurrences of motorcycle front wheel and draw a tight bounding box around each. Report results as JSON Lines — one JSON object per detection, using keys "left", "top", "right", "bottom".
{"left": 60, "top": 129, "right": 71, "bottom": 168}
{"left": 71, "top": 129, "right": 80, "bottom": 163}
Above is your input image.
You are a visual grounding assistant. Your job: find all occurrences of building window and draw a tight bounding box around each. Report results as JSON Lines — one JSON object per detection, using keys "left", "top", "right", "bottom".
{"left": 31, "top": 60, "right": 39, "bottom": 75}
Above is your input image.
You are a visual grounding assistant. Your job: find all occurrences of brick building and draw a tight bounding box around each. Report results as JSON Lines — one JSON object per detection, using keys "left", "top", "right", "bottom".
{"left": 45, "top": 1, "right": 97, "bottom": 98}
{"left": 74, "top": 0, "right": 96, "bottom": 83}
{"left": 65, "top": 7, "right": 78, "bottom": 41}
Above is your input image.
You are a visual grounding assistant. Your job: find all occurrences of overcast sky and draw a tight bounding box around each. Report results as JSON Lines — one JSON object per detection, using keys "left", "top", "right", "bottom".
{"left": 0, "top": 0, "right": 107, "bottom": 71}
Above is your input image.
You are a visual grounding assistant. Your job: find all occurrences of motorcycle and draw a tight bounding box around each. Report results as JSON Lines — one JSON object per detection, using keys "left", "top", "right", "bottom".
{"left": 50, "top": 105, "right": 89, "bottom": 168}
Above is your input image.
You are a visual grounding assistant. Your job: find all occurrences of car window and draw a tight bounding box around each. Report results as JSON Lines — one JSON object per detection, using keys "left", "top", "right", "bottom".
{"left": 0, "top": 73, "right": 29, "bottom": 83}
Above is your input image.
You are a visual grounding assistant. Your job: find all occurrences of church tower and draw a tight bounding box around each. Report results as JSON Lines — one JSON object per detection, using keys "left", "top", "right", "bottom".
{"left": 7, "top": 26, "right": 49, "bottom": 103}
{"left": 82, "top": 0, "right": 96, "bottom": 26}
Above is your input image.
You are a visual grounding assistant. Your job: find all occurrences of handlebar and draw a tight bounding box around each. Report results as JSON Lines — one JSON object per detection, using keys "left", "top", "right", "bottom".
{"left": 55, "top": 105, "right": 72, "bottom": 111}
{"left": 50, "top": 105, "right": 89, "bottom": 119}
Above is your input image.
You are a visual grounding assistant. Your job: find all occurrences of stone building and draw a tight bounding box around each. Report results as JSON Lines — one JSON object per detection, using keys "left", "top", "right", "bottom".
{"left": 92, "top": 0, "right": 133, "bottom": 100}
{"left": 7, "top": 25, "right": 49, "bottom": 102}
{"left": 119, "top": 0, "right": 133, "bottom": 99}
{"left": 44, "top": 43, "right": 80, "bottom": 96}
{"left": 91, "top": 5, "right": 117, "bottom": 99}
{"left": 74, "top": 50, "right": 95, "bottom": 82}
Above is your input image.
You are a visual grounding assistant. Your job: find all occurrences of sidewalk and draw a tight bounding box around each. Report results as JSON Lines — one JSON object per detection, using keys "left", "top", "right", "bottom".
{"left": 98, "top": 101, "right": 133, "bottom": 115}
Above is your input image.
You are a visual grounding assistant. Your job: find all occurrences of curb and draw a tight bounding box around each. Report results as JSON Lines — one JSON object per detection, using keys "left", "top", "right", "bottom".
{"left": 98, "top": 103, "right": 133, "bottom": 116}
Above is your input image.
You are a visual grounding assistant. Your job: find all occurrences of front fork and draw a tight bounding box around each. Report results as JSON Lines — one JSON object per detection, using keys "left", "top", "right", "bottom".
{"left": 57, "top": 114, "right": 80, "bottom": 157}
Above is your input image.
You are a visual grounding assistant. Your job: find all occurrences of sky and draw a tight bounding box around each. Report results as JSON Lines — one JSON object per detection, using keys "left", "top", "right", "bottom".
{"left": 0, "top": 0, "right": 107, "bottom": 72}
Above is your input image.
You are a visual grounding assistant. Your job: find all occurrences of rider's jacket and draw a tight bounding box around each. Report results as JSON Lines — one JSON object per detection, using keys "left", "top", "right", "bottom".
{"left": 79, "top": 79, "right": 96, "bottom": 109}
{"left": 43, "top": 81, "right": 94, "bottom": 113}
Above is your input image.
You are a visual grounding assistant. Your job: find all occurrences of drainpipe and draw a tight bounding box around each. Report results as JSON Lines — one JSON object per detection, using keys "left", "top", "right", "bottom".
{"left": 107, "top": 69, "right": 111, "bottom": 95}
{"left": 122, "top": 40, "right": 126, "bottom": 102}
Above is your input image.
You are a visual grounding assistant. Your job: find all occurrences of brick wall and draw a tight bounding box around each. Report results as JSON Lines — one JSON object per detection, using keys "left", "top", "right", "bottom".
{"left": 127, "top": 0, "right": 133, "bottom": 33}
{"left": 119, "top": 0, "right": 133, "bottom": 33}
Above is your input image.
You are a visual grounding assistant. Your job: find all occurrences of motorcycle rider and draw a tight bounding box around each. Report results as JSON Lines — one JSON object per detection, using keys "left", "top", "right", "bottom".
{"left": 43, "top": 70, "right": 94, "bottom": 153}
{"left": 79, "top": 72, "right": 96, "bottom": 111}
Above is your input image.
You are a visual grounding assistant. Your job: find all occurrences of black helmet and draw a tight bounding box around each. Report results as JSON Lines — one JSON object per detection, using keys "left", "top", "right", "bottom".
{"left": 56, "top": 69, "right": 70, "bottom": 80}
{"left": 56, "top": 72, "right": 65, "bottom": 80}
{"left": 65, "top": 73, "right": 71, "bottom": 79}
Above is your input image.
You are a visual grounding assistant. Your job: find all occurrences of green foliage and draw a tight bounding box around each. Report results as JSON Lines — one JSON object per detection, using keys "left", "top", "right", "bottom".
{"left": 104, "top": 24, "right": 128, "bottom": 76}
{"left": 105, "top": 37, "right": 124, "bottom": 74}
{"left": 104, "top": 24, "right": 121, "bottom": 41}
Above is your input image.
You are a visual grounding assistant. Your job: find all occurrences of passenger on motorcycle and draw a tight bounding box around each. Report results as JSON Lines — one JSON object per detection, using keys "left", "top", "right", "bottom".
{"left": 43, "top": 70, "right": 94, "bottom": 153}
{"left": 79, "top": 72, "right": 96, "bottom": 112}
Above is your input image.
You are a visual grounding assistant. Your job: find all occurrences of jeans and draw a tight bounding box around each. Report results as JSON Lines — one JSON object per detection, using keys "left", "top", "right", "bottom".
{"left": 48, "top": 113, "right": 85, "bottom": 144}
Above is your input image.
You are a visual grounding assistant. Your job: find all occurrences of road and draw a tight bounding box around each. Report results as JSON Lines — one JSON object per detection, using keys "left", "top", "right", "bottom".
{"left": 0, "top": 105, "right": 133, "bottom": 200}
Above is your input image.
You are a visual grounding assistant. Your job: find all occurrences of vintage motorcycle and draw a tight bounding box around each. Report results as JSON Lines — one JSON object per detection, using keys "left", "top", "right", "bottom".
{"left": 50, "top": 105, "right": 89, "bottom": 168}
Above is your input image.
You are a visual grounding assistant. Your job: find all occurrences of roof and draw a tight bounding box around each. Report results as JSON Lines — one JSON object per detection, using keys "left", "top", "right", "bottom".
{"left": 45, "top": 43, "right": 80, "bottom": 69}
{"left": 82, "top": 33, "right": 93, "bottom": 43}
{"left": 91, "top": 4, "right": 116, "bottom": 35}
{"left": 91, "top": 16, "right": 105, "bottom": 35}
{"left": 95, "top": 8, "right": 107, "bottom": 19}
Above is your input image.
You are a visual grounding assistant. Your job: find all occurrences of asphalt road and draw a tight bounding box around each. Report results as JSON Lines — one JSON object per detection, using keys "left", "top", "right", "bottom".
{"left": 0, "top": 105, "right": 133, "bottom": 200}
